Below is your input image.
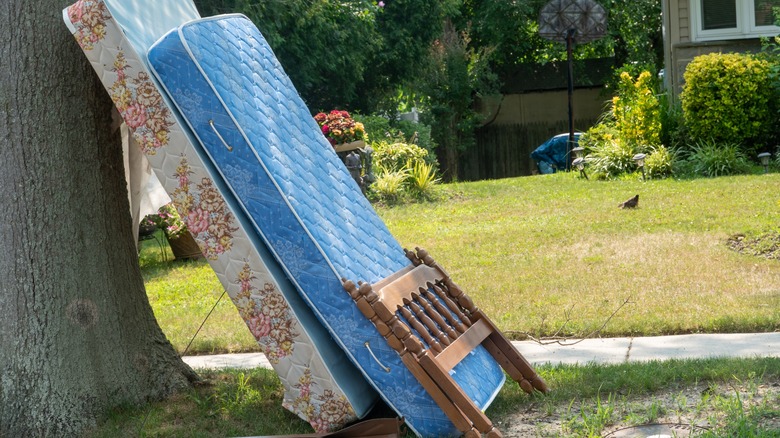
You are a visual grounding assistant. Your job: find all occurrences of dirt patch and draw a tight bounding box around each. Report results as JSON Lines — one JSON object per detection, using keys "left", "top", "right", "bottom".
{"left": 496, "top": 380, "right": 780, "bottom": 437}
{"left": 727, "top": 232, "right": 780, "bottom": 260}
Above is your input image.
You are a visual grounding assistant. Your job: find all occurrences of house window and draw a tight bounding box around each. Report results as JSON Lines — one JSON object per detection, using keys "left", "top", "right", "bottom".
{"left": 702, "top": 0, "right": 738, "bottom": 30}
{"left": 691, "top": 0, "right": 780, "bottom": 41}
{"left": 755, "top": 0, "right": 778, "bottom": 25}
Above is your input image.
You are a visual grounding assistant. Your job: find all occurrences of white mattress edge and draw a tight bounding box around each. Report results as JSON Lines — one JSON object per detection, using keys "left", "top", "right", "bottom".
{"left": 62, "top": 8, "right": 77, "bottom": 34}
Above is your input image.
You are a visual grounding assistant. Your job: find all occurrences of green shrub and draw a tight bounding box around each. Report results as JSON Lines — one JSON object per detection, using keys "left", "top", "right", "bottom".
{"left": 368, "top": 142, "right": 441, "bottom": 203}
{"left": 612, "top": 71, "right": 661, "bottom": 149}
{"left": 354, "top": 114, "right": 437, "bottom": 157}
{"left": 355, "top": 114, "right": 392, "bottom": 144}
{"left": 408, "top": 161, "right": 441, "bottom": 200}
{"left": 372, "top": 141, "right": 431, "bottom": 174}
{"left": 644, "top": 145, "right": 676, "bottom": 179}
{"left": 681, "top": 140, "right": 750, "bottom": 177}
{"left": 585, "top": 135, "right": 636, "bottom": 179}
{"left": 681, "top": 53, "right": 773, "bottom": 153}
{"left": 581, "top": 70, "right": 671, "bottom": 179}
{"left": 370, "top": 165, "right": 409, "bottom": 204}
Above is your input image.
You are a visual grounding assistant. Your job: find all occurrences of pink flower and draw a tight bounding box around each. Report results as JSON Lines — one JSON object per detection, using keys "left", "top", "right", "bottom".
{"left": 248, "top": 314, "right": 272, "bottom": 339}
{"left": 124, "top": 103, "right": 147, "bottom": 129}
{"left": 186, "top": 207, "right": 210, "bottom": 234}
{"left": 321, "top": 125, "right": 330, "bottom": 135}
{"left": 378, "top": 1, "right": 385, "bottom": 6}
{"left": 67, "top": 2, "right": 84, "bottom": 24}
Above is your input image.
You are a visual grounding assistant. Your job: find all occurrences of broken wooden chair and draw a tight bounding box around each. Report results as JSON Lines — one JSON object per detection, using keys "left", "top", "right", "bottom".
{"left": 342, "top": 247, "right": 548, "bottom": 438}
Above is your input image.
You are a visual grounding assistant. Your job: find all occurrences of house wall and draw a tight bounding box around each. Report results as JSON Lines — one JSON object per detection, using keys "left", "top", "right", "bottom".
{"left": 664, "top": 0, "right": 767, "bottom": 98}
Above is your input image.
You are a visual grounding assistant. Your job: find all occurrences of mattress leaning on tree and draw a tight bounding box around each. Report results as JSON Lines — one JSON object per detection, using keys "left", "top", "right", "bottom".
{"left": 147, "top": 14, "right": 506, "bottom": 437}
{"left": 62, "top": 0, "right": 378, "bottom": 432}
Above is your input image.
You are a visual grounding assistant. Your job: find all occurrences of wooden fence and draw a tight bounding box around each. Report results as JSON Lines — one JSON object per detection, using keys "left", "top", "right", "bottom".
{"left": 459, "top": 119, "right": 598, "bottom": 181}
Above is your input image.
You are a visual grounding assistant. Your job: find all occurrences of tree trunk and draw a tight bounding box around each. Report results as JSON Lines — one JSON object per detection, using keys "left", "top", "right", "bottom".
{"left": 0, "top": 1, "right": 198, "bottom": 436}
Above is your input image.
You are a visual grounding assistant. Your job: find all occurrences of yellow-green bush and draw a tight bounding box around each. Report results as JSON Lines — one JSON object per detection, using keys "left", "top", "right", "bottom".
{"left": 369, "top": 142, "right": 440, "bottom": 203}
{"left": 681, "top": 53, "right": 773, "bottom": 152}
{"left": 581, "top": 70, "right": 665, "bottom": 179}
{"left": 372, "top": 141, "right": 431, "bottom": 174}
{"left": 644, "top": 145, "right": 675, "bottom": 179}
{"left": 612, "top": 71, "right": 661, "bottom": 149}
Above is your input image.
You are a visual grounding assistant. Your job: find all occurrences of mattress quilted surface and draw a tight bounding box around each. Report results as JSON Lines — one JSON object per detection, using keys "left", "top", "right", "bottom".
{"left": 148, "top": 15, "right": 505, "bottom": 437}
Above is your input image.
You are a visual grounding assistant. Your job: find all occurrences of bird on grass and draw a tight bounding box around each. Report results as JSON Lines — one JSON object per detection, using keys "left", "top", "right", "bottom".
{"left": 619, "top": 194, "right": 639, "bottom": 209}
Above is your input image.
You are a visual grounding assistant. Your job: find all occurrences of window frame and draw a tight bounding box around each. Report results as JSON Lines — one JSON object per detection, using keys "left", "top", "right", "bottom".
{"left": 690, "top": 0, "right": 780, "bottom": 41}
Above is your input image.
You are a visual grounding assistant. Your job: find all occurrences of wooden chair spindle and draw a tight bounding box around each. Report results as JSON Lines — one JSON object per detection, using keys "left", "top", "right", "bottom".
{"left": 412, "top": 288, "right": 458, "bottom": 345}
{"left": 406, "top": 297, "right": 451, "bottom": 347}
{"left": 422, "top": 287, "right": 468, "bottom": 337}
{"left": 431, "top": 282, "right": 473, "bottom": 327}
{"left": 398, "top": 304, "right": 443, "bottom": 354}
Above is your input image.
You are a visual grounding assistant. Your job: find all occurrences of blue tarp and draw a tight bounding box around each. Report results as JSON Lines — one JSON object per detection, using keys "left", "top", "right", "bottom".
{"left": 531, "top": 133, "right": 581, "bottom": 173}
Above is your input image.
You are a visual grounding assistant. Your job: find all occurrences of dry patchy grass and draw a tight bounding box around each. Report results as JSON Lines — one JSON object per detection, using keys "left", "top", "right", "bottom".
{"left": 378, "top": 173, "right": 780, "bottom": 339}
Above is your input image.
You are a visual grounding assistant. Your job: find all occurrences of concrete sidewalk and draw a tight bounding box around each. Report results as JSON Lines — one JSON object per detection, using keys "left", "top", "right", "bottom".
{"left": 183, "top": 332, "right": 780, "bottom": 370}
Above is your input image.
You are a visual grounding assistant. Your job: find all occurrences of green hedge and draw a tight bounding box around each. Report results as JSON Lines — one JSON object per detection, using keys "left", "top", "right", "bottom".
{"left": 681, "top": 53, "right": 773, "bottom": 153}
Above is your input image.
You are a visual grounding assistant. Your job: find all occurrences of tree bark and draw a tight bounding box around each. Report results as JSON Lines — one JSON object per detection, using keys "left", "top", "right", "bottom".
{"left": 0, "top": 1, "right": 198, "bottom": 436}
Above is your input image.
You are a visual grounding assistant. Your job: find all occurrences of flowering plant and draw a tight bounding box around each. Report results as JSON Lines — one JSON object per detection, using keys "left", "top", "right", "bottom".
{"left": 142, "top": 203, "right": 188, "bottom": 239}
{"left": 314, "top": 110, "right": 366, "bottom": 146}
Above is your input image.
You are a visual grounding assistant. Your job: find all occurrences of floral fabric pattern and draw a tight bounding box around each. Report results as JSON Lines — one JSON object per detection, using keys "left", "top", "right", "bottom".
{"left": 232, "top": 263, "right": 297, "bottom": 364}
{"left": 67, "top": 0, "right": 111, "bottom": 50}
{"left": 69, "top": 0, "right": 175, "bottom": 155}
{"left": 171, "top": 158, "right": 237, "bottom": 259}
{"left": 288, "top": 369, "right": 356, "bottom": 434}
{"left": 108, "top": 52, "right": 174, "bottom": 155}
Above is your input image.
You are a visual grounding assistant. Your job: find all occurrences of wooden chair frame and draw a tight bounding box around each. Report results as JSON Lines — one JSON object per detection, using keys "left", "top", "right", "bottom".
{"left": 342, "top": 248, "right": 548, "bottom": 438}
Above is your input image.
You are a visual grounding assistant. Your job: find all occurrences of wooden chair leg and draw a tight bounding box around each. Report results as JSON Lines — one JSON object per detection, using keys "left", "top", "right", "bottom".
{"left": 398, "top": 353, "right": 480, "bottom": 437}
{"left": 486, "top": 331, "right": 549, "bottom": 393}
{"left": 417, "top": 353, "right": 499, "bottom": 436}
{"left": 409, "top": 247, "right": 550, "bottom": 394}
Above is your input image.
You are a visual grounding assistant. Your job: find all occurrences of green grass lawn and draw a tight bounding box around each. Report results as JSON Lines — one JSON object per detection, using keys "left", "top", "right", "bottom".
{"left": 379, "top": 172, "right": 780, "bottom": 339}
{"left": 141, "top": 172, "right": 780, "bottom": 355}
{"left": 92, "top": 357, "right": 780, "bottom": 437}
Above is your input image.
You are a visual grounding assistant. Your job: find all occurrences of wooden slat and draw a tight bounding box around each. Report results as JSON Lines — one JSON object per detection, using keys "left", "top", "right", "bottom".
{"left": 418, "top": 352, "right": 497, "bottom": 434}
{"left": 374, "top": 264, "right": 443, "bottom": 311}
{"left": 472, "top": 310, "right": 549, "bottom": 394}
{"left": 434, "top": 318, "right": 493, "bottom": 372}
{"left": 397, "top": 353, "right": 477, "bottom": 435}
{"left": 371, "top": 265, "right": 414, "bottom": 291}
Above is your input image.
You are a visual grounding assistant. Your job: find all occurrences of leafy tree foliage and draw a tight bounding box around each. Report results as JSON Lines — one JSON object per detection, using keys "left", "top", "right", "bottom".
{"left": 195, "top": 0, "right": 451, "bottom": 113}
{"left": 195, "top": 0, "right": 662, "bottom": 109}
{"left": 459, "top": 0, "right": 662, "bottom": 74}
{"left": 417, "top": 21, "right": 497, "bottom": 181}
{"left": 196, "top": 0, "right": 382, "bottom": 111}
{"left": 357, "top": 0, "right": 454, "bottom": 111}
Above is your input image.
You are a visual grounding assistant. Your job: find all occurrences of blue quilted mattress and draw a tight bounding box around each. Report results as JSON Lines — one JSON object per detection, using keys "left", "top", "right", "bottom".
{"left": 147, "top": 14, "right": 505, "bottom": 437}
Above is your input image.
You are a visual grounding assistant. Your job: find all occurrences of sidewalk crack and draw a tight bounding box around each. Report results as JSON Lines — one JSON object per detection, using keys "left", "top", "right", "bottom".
{"left": 624, "top": 337, "right": 634, "bottom": 362}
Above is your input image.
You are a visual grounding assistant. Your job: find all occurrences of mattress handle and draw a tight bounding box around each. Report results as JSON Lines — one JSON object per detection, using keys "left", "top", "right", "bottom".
{"left": 208, "top": 119, "right": 234, "bottom": 152}
{"left": 364, "top": 341, "right": 391, "bottom": 373}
